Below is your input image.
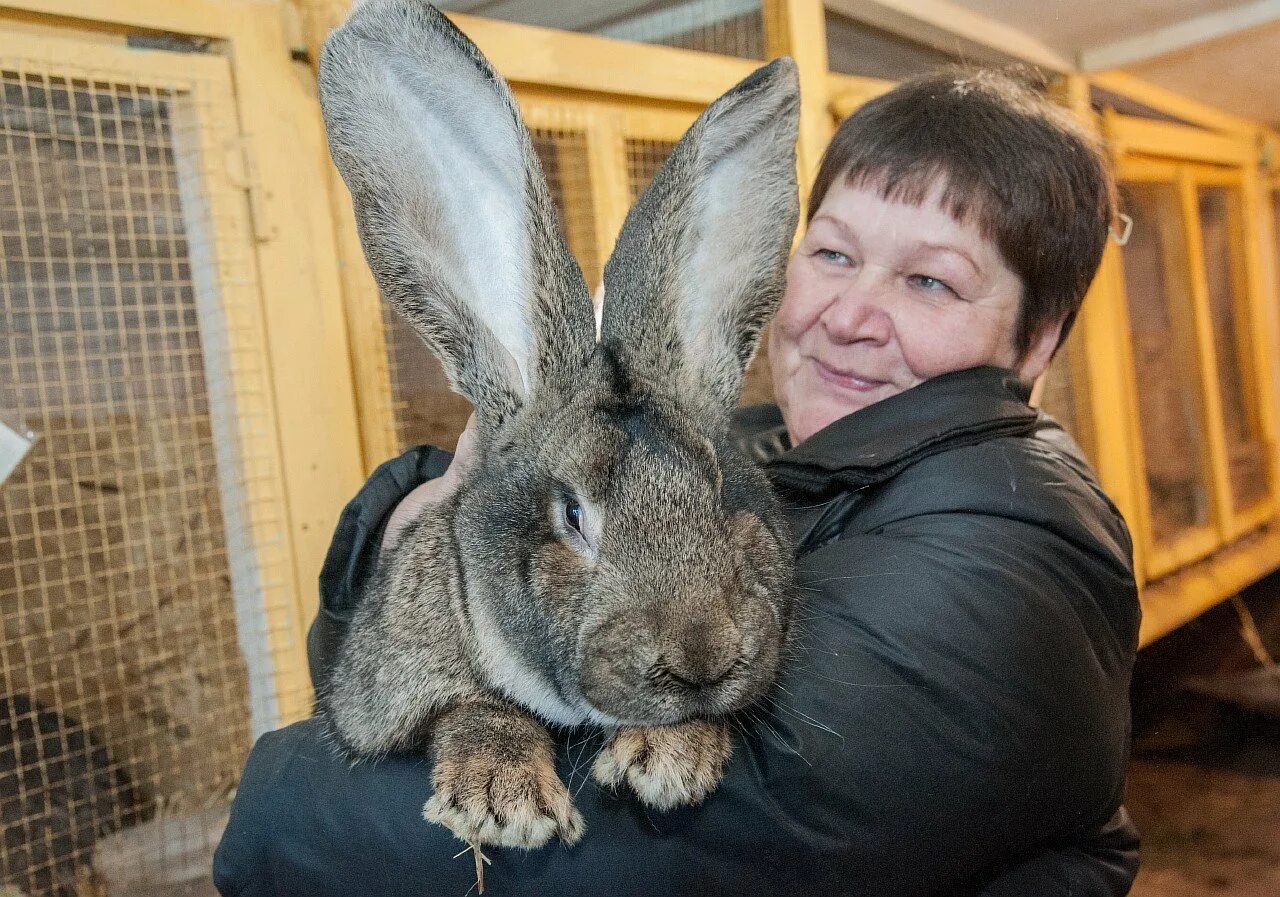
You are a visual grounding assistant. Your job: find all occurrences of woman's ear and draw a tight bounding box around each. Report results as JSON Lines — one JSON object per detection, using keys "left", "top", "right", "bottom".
{"left": 1017, "top": 318, "right": 1066, "bottom": 383}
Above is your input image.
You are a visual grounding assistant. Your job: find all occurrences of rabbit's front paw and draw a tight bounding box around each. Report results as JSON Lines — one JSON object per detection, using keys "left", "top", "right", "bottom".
{"left": 593, "top": 720, "right": 731, "bottom": 811}
{"left": 425, "top": 749, "right": 584, "bottom": 848}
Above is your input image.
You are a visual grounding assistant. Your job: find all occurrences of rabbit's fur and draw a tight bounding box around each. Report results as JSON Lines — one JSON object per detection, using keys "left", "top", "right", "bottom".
{"left": 318, "top": 0, "right": 800, "bottom": 849}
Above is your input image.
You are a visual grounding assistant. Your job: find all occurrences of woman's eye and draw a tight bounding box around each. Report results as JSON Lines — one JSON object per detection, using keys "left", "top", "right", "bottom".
{"left": 814, "top": 248, "right": 850, "bottom": 264}
{"left": 909, "top": 274, "right": 954, "bottom": 295}
{"left": 564, "top": 498, "right": 584, "bottom": 534}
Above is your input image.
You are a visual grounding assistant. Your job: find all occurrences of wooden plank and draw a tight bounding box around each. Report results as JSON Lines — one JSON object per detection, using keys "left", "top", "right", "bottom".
{"left": 763, "top": 0, "right": 831, "bottom": 212}
{"left": 1090, "top": 70, "right": 1258, "bottom": 137}
{"left": 828, "top": 72, "right": 894, "bottom": 119}
{"left": 1178, "top": 169, "right": 1236, "bottom": 549}
{"left": 1056, "top": 75, "right": 1145, "bottom": 577}
{"left": 1238, "top": 166, "right": 1280, "bottom": 529}
{"left": 0, "top": 0, "right": 240, "bottom": 38}
{"left": 1140, "top": 524, "right": 1280, "bottom": 645}
{"left": 1105, "top": 111, "right": 1256, "bottom": 167}
{"left": 451, "top": 11, "right": 759, "bottom": 105}
{"left": 222, "top": 2, "right": 366, "bottom": 718}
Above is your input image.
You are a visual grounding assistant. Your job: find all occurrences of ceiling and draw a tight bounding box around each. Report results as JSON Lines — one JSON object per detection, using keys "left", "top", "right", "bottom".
{"left": 438, "top": 0, "right": 1280, "bottom": 128}
{"left": 959, "top": 0, "right": 1280, "bottom": 127}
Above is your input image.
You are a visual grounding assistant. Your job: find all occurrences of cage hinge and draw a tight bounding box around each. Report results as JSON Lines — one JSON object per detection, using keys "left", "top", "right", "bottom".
{"left": 224, "top": 136, "right": 277, "bottom": 243}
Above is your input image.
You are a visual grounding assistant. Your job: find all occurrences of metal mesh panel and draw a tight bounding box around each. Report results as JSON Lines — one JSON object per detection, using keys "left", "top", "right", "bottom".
{"left": 597, "top": 0, "right": 765, "bottom": 59}
{"left": 625, "top": 137, "right": 677, "bottom": 203}
{"left": 825, "top": 10, "right": 958, "bottom": 80}
{"left": 384, "top": 126, "right": 601, "bottom": 452}
{"left": 1037, "top": 324, "right": 1095, "bottom": 461}
{"left": 1119, "top": 181, "right": 1212, "bottom": 543}
{"left": 438, "top": 1, "right": 763, "bottom": 59}
{"left": 1196, "top": 184, "right": 1268, "bottom": 513}
{"left": 0, "top": 45, "right": 295, "bottom": 896}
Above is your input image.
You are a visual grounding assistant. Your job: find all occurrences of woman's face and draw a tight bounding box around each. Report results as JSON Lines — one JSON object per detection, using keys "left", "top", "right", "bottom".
{"left": 768, "top": 180, "right": 1061, "bottom": 445}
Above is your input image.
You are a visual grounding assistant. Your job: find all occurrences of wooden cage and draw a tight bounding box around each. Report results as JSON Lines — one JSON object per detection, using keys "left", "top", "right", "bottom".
{"left": 0, "top": 0, "right": 1278, "bottom": 893}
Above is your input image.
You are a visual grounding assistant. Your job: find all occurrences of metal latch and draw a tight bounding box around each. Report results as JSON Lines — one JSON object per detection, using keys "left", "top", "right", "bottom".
{"left": 224, "top": 135, "right": 277, "bottom": 243}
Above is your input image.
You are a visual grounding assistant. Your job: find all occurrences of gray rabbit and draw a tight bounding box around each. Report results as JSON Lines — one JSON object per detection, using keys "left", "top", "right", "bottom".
{"left": 318, "top": 0, "right": 800, "bottom": 850}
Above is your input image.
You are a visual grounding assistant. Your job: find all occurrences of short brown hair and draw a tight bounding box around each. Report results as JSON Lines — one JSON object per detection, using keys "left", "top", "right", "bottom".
{"left": 809, "top": 67, "right": 1115, "bottom": 355}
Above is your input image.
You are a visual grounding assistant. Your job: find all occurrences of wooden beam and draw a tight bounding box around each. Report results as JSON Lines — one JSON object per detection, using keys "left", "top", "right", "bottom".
{"left": 450, "top": 11, "right": 759, "bottom": 104}
{"left": 1090, "top": 70, "right": 1259, "bottom": 137}
{"left": 764, "top": 0, "right": 831, "bottom": 213}
{"left": 1080, "top": 0, "right": 1280, "bottom": 72}
{"left": 1140, "top": 524, "right": 1280, "bottom": 645}
{"left": 1103, "top": 111, "right": 1256, "bottom": 167}
{"left": 824, "top": 0, "right": 1074, "bottom": 74}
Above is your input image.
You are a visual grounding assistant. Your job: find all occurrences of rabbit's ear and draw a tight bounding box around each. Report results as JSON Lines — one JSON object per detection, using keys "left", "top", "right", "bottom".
{"left": 319, "top": 0, "right": 595, "bottom": 426}
{"left": 600, "top": 59, "right": 799, "bottom": 424}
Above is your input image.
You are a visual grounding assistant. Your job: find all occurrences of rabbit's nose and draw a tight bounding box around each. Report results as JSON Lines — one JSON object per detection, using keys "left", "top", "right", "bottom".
{"left": 655, "top": 627, "right": 744, "bottom": 692}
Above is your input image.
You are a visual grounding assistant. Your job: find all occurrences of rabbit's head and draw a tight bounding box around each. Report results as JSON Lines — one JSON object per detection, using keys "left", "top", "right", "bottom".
{"left": 321, "top": 0, "right": 799, "bottom": 727}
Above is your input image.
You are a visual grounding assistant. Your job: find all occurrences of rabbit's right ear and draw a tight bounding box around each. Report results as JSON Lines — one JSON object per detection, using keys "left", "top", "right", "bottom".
{"left": 319, "top": 0, "right": 596, "bottom": 426}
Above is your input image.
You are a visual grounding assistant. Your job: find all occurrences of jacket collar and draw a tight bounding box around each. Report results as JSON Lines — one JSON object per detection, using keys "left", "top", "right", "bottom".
{"left": 744, "top": 366, "right": 1039, "bottom": 497}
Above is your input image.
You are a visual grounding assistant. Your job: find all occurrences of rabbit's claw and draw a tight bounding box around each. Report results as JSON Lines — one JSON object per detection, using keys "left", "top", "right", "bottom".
{"left": 593, "top": 720, "right": 731, "bottom": 811}
{"left": 425, "top": 749, "right": 585, "bottom": 848}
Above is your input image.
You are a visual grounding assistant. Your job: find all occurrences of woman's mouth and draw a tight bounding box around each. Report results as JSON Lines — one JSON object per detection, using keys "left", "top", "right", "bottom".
{"left": 812, "top": 359, "right": 888, "bottom": 393}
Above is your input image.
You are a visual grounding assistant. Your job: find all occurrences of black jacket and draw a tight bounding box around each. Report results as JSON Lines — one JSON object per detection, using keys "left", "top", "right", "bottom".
{"left": 214, "top": 366, "right": 1141, "bottom": 896}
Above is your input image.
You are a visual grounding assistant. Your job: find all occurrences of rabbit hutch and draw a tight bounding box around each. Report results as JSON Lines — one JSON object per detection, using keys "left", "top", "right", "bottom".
{"left": 0, "top": 0, "right": 1278, "bottom": 893}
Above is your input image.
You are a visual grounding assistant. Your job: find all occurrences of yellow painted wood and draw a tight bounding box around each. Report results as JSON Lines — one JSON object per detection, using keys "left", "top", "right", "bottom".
{"left": 828, "top": 74, "right": 894, "bottom": 120}
{"left": 1179, "top": 169, "right": 1237, "bottom": 548}
{"left": 216, "top": 3, "right": 366, "bottom": 703}
{"left": 293, "top": 2, "right": 398, "bottom": 474}
{"left": 763, "top": 0, "right": 831, "bottom": 211}
{"left": 1090, "top": 70, "right": 1259, "bottom": 138}
{"left": 1, "top": 0, "right": 248, "bottom": 37}
{"left": 1237, "top": 166, "right": 1280, "bottom": 528}
{"left": 1058, "top": 75, "right": 1144, "bottom": 573}
{"left": 1109, "top": 164, "right": 1219, "bottom": 580}
{"left": 1140, "top": 524, "right": 1280, "bottom": 646}
{"left": 1104, "top": 110, "right": 1256, "bottom": 167}
{"left": 328, "top": 166, "right": 400, "bottom": 472}
{"left": 451, "top": 11, "right": 759, "bottom": 106}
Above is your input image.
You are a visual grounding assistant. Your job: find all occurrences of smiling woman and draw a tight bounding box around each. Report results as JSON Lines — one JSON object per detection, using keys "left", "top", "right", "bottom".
{"left": 772, "top": 182, "right": 1030, "bottom": 440}
{"left": 770, "top": 67, "right": 1114, "bottom": 445}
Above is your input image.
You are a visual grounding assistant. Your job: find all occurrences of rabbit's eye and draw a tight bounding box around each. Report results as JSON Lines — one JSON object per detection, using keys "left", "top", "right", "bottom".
{"left": 564, "top": 498, "right": 585, "bottom": 533}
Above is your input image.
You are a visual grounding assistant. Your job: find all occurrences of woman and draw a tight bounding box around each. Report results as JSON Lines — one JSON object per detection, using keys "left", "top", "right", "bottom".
{"left": 215, "top": 68, "right": 1140, "bottom": 896}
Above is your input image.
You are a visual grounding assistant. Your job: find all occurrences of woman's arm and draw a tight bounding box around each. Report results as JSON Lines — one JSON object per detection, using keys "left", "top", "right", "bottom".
{"left": 975, "top": 808, "right": 1140, "bottom": 896}
{"left": 218, "top": 486, "right": 1137, "bottom": 897}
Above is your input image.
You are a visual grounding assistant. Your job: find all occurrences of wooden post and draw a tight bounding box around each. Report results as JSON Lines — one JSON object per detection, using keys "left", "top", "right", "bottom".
{"left": 763, "top": 0, "right": 831, "bottom": 214}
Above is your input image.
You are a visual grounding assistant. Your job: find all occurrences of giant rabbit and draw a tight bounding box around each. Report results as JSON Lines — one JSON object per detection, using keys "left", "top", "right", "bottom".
{"left": 318, "top": 0, "right": 800, "bottom": 850}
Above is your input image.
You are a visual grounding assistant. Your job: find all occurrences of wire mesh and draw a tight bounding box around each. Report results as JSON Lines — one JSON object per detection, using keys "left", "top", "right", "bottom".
{"left": 0, "top": 43, "right": 295, "bottom": 897}
{"left": 595, "top": 0, "right": 765, "bottom": 59}
{"left": 825, "top": 10, "right": 958, "bottom": 80}
{"left": 1196, "top": 184, "right": 1268, "bottom": 514}
{"left": 1037, "top": 324, "right": 1095, "bottom": 461}
{"left": 1118, "top": 180, "right": 1213, "bottom": 543}
{"left": 384, "top": 123, "right": 601, "bottom": 452}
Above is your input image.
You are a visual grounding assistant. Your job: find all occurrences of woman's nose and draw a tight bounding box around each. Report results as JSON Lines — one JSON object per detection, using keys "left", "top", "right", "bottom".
{"left": 819, "top": 278, "right": 893, "bottom": 345}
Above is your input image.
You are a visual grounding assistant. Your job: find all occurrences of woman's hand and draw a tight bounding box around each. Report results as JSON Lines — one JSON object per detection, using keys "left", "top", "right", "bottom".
{"left": 380, "top": 414, "right": 478, "bottom": 554}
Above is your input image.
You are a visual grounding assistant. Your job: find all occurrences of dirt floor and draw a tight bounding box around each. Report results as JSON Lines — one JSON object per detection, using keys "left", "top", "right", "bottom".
{"left": 1125, "top": 576, "right": 1280, "bottom": 896}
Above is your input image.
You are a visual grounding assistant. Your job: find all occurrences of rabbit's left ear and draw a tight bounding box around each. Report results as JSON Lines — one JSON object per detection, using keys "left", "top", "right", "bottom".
{"left": 599, "top": 58, "right": 800, "bottom": 424}
{"left": 319, "top": 0, "right": 595, "bottom": 428}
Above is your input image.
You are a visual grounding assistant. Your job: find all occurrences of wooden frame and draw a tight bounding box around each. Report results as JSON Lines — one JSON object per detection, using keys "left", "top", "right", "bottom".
{"left": 0, "top": 0, "right": 374, "bottom": 719}
{"left": 1114, "top": 159, "right": 1222, "bottom": 578}
{"left": 1111, "top": 146, "right": 1280, "bottom": 592}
